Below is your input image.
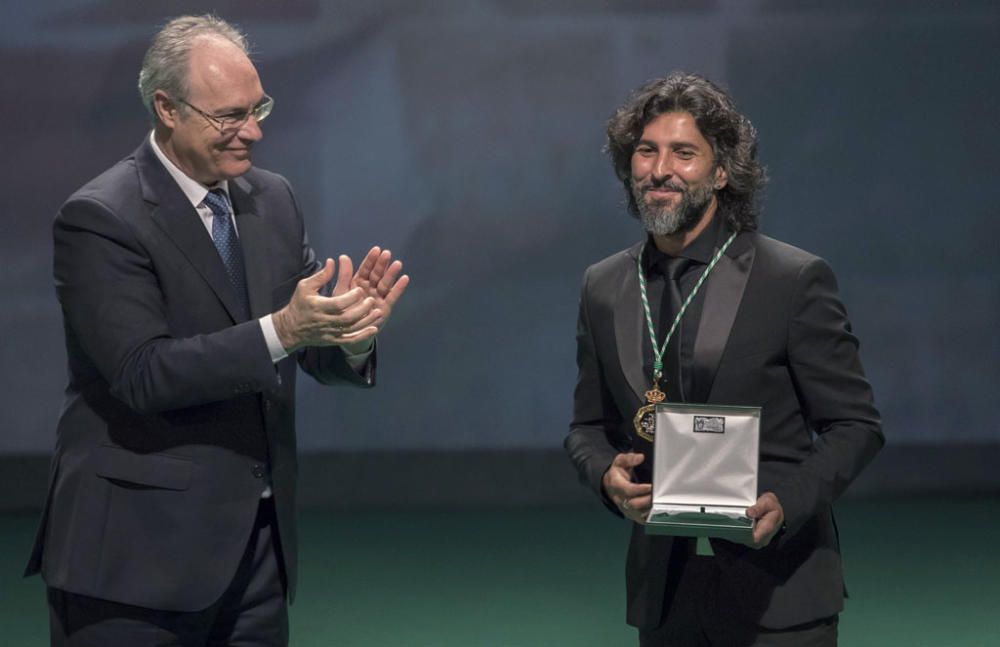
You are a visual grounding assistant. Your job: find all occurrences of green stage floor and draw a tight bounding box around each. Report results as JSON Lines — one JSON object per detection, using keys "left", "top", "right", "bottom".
{"left": 3, "top": 497, "right": 998, "bottom": 646}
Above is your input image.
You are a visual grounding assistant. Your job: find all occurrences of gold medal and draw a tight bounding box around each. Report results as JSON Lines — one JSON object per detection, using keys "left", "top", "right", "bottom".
{"left": 634, "top": 382, "right": 666, "bottom": 442}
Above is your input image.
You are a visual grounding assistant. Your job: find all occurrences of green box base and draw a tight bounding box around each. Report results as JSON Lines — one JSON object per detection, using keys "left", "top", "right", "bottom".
{"left": 645, "top": 512, "right": 753, "bottom": 542}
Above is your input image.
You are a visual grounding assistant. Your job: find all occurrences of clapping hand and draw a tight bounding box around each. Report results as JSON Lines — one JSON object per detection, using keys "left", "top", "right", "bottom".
{"left": 273, "top": 248, "right": 409, "bottom": 353}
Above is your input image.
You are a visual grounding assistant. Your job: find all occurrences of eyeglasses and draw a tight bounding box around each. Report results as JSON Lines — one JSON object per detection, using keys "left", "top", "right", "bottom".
{"left": 178, "top": 94, "right": 274, "bottom": 135}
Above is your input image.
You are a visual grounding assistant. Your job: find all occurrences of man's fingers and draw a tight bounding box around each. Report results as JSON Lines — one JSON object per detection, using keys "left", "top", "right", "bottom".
{"left": 355, "top": 246, "right": 381, "bottom": 280}
{"left": 348, "top": 308, "right": 383, "bottom": 332}
{"left": 313, "top": 308, "right": 380, "bottom": 344}
{"left": 612, "top": 452, "right": 646, "bottom": 469}
{"left": 332, "top": 255, "right": 354, "bottom": 297}
{"left": 745, "top": 492, "right": 783, "bottom": 548}
{"left": 751, "top": 513, "right": 780, "bottom": 546}
{"left": 381, "top": 273, "right": 410, "bottom": 308}
{"left": 312, "top": 295, "right": 376, "bottom": 330}
{"left": 624, "top": 452, "right": 645, "bottom": 467}
{"left": 314, "top": 287, "right": 367, "bottom": 315}
{"left": 625, "top": 493, "right": 652, "bottom": 511}
{"left": 371, "top": 250, "right": 392, "bottom": 279}
{"left": 334, "top": 297, "right": 383, "bottom": 333}
{"left": 376, "top": 260, "right": 405, "bottom": 295}
{"left": 329, "top": 325, "right": 379, "bottom": 346}
{"left": 618, "top": 483, "right": 653, "bottom": 508}
{"left": 606, "top": 465, "right": 651, "bottom": 496}
{"left": 375, "top": 259, "right": 402, "bottom": 289}
{"left": 746, "top": 492, "right": 780, "bottom": 521}
{"left": 611, "top": 452, "right": 646, "bottom": 480}
{"left": 620, "top": 492, "right": 651, "bottom": 524}
{"left": 300, "top": 258, "right": 334, "bottom": 293}
{"left": 618, "top": 482, "right": 652, "bottom": 498}
{"left": 607, "top": 454, "right": 647, "bottom": 492}
{"left": 752, "top": 518, "right": 772, "bottom": 542}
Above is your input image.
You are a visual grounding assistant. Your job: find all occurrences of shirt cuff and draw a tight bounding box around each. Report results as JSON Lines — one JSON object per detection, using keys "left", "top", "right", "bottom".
{"left": 342, "top": 340, "right": 374, "bottom": 371}
{"left": 260, "top": 314, "right": 289, "bottom": 363}
{"left": 260, "top": 315, "right": 373, "bottom": 370}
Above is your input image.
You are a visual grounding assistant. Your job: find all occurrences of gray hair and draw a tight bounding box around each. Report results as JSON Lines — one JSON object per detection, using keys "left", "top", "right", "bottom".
{"left": 137, "top": 14, "right": 250, "bottom": 124}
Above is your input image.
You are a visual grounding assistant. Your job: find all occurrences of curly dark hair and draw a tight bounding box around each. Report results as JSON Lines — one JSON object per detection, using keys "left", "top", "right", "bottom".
{"left": 605, "top": 73, "right": 767, "bottom": 231}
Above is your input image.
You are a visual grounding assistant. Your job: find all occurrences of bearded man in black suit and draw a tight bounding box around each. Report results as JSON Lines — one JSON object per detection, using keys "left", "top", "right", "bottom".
{"left": 26, "top": 14, "right": 409, "bottom": 646}
{"left": 565, "top": 73, "right": 883, "bottom": 646}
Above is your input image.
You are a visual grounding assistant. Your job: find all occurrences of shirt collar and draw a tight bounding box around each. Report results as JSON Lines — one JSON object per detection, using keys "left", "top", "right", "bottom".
{"left": 149, "top": 131, "right": 229, "bottom": 208}
{"left": 679, "top": 210, "right": 723, "bottom": 264}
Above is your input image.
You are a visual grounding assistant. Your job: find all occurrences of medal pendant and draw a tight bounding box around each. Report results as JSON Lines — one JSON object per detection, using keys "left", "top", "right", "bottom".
{"left": 633, "top": 403, "right": 657, "bottom": 442}
{"left": 644, "top": 388, "right": 666, "bottom": 404}
{"left": 634, "top": 386, "right": 666, "bottom": 442}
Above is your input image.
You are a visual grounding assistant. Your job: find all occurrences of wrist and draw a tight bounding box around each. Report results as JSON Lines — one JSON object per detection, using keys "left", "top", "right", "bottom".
{"left": 341, "top": 338, "right": 374, "bottom": 356}
{"left": 272, "top": 307, "right": 299, "bottom": 353}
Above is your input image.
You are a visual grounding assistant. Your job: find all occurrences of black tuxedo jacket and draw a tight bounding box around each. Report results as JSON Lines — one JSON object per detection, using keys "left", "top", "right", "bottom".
{"left": 565, "top": 227, "right": 883, "bottom": 630}
{"left": 26, "top": 138, "right": 374, "bottom": 612}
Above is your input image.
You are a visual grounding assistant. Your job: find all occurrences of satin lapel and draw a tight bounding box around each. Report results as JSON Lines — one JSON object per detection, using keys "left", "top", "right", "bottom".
{"left": 690, "top": 232, "right": 755, "bottom": 403}
{"left": 614, "top": 244, "right": 649, "bottom": 404}
{"left": 137, "top": 141, "right": 246, "bottom": 323}
{"left": 229, "top": 176, "right": 271, "bottom": 319}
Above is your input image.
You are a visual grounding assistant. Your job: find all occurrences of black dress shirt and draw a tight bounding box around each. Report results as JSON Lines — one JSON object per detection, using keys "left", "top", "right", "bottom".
{"left": 641, "top": 214, "right": 727, "bottom": 403}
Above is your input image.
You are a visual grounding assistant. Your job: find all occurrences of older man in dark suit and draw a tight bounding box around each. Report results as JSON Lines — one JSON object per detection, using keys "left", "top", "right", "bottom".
{"left": 26, "top": 14, "right": 408, "bottom": 646}
{"left": 565, "top": 73, "right": 883, "bottom": 646}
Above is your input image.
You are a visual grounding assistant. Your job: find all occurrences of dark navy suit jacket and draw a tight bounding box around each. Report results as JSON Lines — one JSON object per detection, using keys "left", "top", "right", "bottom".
{"left": 26, "top": 138, "right": 374, "bottom": 612}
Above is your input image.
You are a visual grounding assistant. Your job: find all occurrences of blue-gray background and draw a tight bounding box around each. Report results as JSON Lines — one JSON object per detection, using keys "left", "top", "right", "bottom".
{"left": 2, "top": 1, "right": 998, "bottom": 461}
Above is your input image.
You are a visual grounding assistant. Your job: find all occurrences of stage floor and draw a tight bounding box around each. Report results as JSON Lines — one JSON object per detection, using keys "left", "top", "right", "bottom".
{"left": 4, "top": 496, "right": 998, "bottom": 645}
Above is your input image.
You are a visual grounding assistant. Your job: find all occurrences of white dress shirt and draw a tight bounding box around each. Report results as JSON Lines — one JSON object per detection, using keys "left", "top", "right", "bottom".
{"left": 148, "top": 132, "right": 372, "bottom": 366}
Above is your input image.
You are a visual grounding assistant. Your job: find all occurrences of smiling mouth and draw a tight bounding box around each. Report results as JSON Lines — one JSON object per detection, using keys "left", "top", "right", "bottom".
{"left": 644, "top": 180, "right": 683, "bottom": 191}
{"left": 644, "top": 187, "right": 682, "bottom": 200}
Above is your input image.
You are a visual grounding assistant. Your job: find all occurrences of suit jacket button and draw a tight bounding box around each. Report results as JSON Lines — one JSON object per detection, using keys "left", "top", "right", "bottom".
{"left": 251, "top": 464, "right": 265, "bottom": 479}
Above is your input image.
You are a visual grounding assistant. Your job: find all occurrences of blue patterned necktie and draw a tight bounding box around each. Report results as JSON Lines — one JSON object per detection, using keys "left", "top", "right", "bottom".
{"left": 203, "top": 188, "right": 250, "bottom": 318}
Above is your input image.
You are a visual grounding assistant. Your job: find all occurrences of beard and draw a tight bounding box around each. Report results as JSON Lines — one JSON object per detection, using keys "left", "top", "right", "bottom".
{"left": 631, "top": 178, "right": 715, "bottom": 236}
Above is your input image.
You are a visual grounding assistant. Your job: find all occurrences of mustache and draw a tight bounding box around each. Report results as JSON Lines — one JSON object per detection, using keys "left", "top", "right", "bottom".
{"left": 639, "top": 179, "right": 686, "bottom": 193}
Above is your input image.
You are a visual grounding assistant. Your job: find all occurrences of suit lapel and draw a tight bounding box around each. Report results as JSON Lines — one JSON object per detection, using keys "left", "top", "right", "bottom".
{"left": 690, "top": 231, "right": 755, "bottom": 403}
{"left": 614, "top": 243, "right": 650, "bottom": 404}
{"left": 229, "top": 176, "right": 271, "bottom": 319}
{"left": 136, "top": 140, "right": 252, "bottom": 323}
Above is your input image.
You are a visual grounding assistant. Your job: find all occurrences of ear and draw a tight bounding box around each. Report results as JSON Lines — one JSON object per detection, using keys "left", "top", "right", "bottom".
{"left": 713, "top": 165, "right": 728, "bottom": 190}
{"left": 153, "top": 90, "right": 180, "bottom": 129}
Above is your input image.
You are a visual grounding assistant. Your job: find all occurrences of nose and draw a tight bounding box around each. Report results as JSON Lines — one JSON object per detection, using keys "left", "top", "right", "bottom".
{"left": 237, "top": 115, "right": 263, "bottom": 142}
{"left": 652, "top": 152, "right": 673, "bottom": 181}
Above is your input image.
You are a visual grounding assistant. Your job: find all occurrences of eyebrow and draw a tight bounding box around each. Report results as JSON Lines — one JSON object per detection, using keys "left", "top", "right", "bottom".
{"left": 635, "top": 138, "right": 704, "bottom": 150}
{"left": 211, "top": 105, "right": 252, "bottom": 116}
{"left": 210, "top": 96, "right": 266, "bottom": 116}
